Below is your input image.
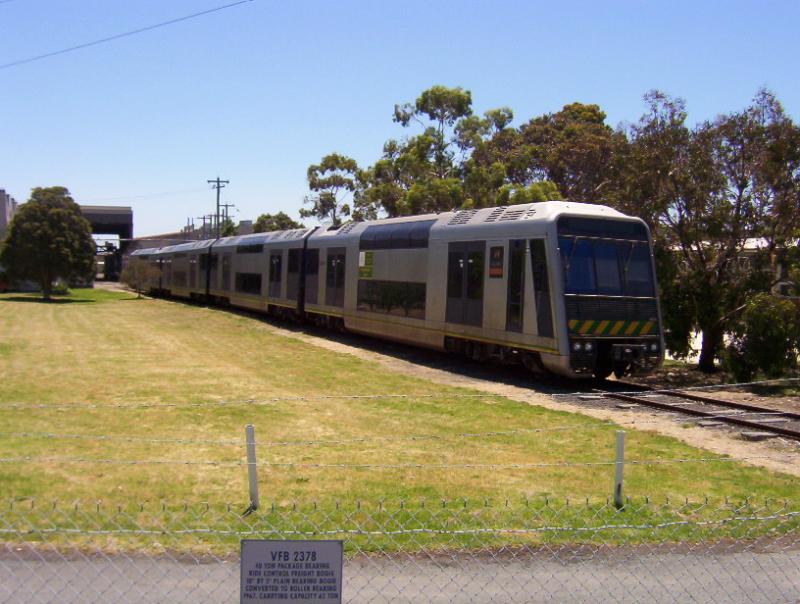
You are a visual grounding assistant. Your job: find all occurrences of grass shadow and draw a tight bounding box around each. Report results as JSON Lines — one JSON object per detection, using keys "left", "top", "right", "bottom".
{"left": 0, "top": 296, "right": 95, "bottom": 304}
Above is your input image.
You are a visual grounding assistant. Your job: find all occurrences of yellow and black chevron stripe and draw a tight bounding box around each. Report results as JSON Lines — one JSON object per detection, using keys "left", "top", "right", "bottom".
{"left": 568, "top": 319, "right": 656, "bottom": 337}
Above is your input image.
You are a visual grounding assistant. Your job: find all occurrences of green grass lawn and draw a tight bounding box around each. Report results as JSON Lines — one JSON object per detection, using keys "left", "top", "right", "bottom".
{"left": 1, "top": 288, "right": 798, "bottom": 513}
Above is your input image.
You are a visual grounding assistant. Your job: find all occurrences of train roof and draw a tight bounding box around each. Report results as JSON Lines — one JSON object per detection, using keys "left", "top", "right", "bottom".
{"left": 129, "top": 247, "right": 161, "bottom": 257}
{"left": 308, "top": 201, "right": 637, "bottom": 244}
{"left": 131, "top": 202, "right": 641, "bottom": 257}
{"left": 211, "top": 228, "right": 315, "bottom": 250}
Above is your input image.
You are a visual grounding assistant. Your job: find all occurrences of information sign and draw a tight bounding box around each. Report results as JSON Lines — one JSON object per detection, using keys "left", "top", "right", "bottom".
{"left": 241, "top": 540, "right": 343, "bottom": 603}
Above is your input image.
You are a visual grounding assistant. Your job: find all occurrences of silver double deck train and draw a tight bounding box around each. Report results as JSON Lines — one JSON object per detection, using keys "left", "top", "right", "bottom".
{"left": 130, "top": 201, "right": 664, "bottom": 379}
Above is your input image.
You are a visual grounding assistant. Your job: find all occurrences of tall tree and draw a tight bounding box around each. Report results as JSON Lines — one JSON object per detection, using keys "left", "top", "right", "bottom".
{"left": 520, "top": 102, "right": 627, "bottom": 203}
{"left": 301, "top": 153, "right": 359, "bottom": 226}
{"left": 0, "top": 187, "right": 95, "bottom": 300}
{"left": 622, "top": 90, "right": 800, "bottom": 371}
{"left": 253, "top": 212, "right": 304, "bottom": 233}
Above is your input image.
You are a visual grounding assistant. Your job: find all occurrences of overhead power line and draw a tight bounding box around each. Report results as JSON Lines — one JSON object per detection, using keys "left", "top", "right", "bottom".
{"left": 0, "top": 0, "right": 255, "bottom": 71}
{"left": 81, "top": 187, "right": 210, "bottom": 203}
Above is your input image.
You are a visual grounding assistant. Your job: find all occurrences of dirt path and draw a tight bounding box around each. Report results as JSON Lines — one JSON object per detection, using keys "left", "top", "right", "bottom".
{"left": 258, "top": 322, "right": 800, "bottom": 478}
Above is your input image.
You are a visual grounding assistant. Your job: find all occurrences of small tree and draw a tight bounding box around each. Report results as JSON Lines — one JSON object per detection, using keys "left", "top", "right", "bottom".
{"left": 724, "top": 293, "right": 800, "bottom": 381}
{"left": 0, "top": 187, "right": 95, "bottom": 300}
{"left": 301, "top": 153, "right": 359, "bottom": 226}
{"left": 120, "top": 258, "right": 160, "bottom": 298}
{"left": 253, "top": 212, "right": 304, "bottom": 233}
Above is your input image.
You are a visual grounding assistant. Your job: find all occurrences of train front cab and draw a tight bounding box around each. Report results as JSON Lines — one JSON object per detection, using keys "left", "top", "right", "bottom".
{"left": 554, "top": 215, "right": 664, "bottom": 379}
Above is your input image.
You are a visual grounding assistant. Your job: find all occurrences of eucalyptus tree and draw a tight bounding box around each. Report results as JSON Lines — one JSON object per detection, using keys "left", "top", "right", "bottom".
{"left": 301, "top": 153, "right": 360, "bottom": 226}
{"left": 623, "top": 89, "right": 800, "bottom": 371}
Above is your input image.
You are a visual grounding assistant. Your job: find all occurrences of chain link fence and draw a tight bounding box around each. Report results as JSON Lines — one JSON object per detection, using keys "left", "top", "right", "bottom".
{"left": 1, "top": 496, "right": 799, "bottom": 603}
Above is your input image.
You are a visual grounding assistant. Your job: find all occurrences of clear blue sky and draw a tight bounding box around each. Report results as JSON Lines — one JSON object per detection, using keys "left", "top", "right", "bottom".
{"left": 1, "top": 0, "right": 798, "bottom": 236}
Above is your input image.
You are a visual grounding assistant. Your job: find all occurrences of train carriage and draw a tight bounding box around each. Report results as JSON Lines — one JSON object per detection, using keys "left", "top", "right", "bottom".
{"left": 128, "top": 201, "right": 664, "bottom": 379}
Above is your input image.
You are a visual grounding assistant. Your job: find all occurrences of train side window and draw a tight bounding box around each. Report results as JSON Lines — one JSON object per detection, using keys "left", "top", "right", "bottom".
{"left": 357, "top": 280, "right": 426, "bottom": 319}
{"left": 506, "top": 240, "right": 525, "bottom": 332}
{"left": 530, "top": 239, "right": 554, "bottom": 338}
{"left": 235, "top": 272, "right": 262, "bottom": 295}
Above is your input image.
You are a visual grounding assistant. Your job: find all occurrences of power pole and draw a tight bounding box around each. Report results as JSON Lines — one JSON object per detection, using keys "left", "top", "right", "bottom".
{"left": 207, "top": 177, "right": 229, "bottom": 239}
{"left": 221, "top": 202, "right": 236, "bottom": 234}
{"left": 197, "top": 215, "right": 212, "bottom": 239}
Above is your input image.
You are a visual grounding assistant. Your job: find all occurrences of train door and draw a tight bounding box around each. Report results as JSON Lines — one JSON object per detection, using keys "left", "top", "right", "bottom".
{"left": 325, "top": 247, "right": 346, "bottom": 307}
{"left": 268, "top": 251, "right": 283, "bottom": 298}
{"left": 305, "top": 249, "right": 320, "bottom": 304}
{"left": 506, "top": 239, "right": 525, "bottom": 332}
{"left": 529, "top": 239, "right": 554, "bottom": 337}
{"left": 446, "top": 241, "right": 485, "bottom": 326}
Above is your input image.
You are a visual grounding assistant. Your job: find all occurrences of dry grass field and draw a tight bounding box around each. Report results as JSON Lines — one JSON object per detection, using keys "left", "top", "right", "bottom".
{"left": 1, "top": 288, "right": 799, "bottom": 509}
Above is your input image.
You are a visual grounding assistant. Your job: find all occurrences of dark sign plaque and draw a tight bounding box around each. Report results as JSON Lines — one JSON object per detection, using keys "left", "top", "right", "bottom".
{"left": 241, "top": 540, "right": 343, "bottom": 602}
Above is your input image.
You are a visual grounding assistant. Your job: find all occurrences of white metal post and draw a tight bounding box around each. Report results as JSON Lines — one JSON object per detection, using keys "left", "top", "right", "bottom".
{"left": 246, "top": 424, "right": 259, "bottom": 511}
{"left": 614, "top": 430, "right": 625, "bottom": 509}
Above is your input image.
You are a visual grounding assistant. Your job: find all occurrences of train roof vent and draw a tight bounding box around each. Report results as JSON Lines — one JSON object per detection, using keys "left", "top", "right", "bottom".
{"left": 484, "top": 206, "right": 507, "bottom": 223}
{"left": 499, "top": 207, "right": 526, "bottom": 221}
{"left": 523, "top": 206, "right": 538, "bottom": 219}
{"left": 337, "top": 222, "right": 357, "bottom": 235}
{"left": 448, "top": 209, "right": 478, "bottom": 225}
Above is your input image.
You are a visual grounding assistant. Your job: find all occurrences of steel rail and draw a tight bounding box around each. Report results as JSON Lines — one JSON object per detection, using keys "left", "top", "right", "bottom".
{"left": 603, "top": 391, "right": 800, "bottom": 441}
{"left": 611, "top": 381, "right": 800, "bottom": 421}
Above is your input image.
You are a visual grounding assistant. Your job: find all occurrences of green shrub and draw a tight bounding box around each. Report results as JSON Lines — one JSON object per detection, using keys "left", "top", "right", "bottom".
{"left": 724, "top": 293, "right": 800, "bottom": 381}
{"left": 51, "top": 279, "right": 70, "bottom": 296}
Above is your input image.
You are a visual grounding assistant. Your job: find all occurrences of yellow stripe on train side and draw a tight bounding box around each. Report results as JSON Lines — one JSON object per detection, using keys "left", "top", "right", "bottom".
{"left": 624, "top": 321, "right": 640, "bottom": 335}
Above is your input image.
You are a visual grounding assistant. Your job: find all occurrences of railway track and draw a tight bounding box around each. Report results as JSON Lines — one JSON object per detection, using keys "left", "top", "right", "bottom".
{"left": 598, "top": 384, "right": 800, "bottom": 441}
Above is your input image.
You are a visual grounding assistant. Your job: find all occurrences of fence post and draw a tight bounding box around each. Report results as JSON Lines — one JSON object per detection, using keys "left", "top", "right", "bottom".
{"left": 614, "top": 430, "right": 625, "bottom": 509}
{"left": 246, "top": 424, "right": 259, "bottom": 512}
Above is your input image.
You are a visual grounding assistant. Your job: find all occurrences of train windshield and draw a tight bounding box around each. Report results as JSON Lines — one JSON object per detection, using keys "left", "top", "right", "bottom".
{"left": 559, "top": 237, "right": 655, "bottom": 297}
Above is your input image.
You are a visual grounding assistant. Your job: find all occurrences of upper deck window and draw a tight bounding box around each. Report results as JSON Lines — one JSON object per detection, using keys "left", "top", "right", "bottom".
{"left": 236, "top": 244, "right": 264, "bottom": 254}
{"left": 359, "top": 220, "right": 436, "bottom": 250}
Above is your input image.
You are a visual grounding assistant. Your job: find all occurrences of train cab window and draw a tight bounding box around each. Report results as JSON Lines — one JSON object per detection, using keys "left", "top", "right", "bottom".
{"left": 623, "top": 243, "right": 655, "bottom": 297}
{"left": 594, "top": 242, "right": 622, "bottom": 296}
{"left": 560, "top": 238, "right": 596, "bottom": 294}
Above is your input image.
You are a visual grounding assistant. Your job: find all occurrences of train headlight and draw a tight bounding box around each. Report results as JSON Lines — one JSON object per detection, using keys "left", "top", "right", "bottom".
{"left": 650, "top": 342, "right": 659, "bottom": 352}
{"left": 584, "top": 342, "right": 593, "bottom": 352}
{"left": 573, "top": 342, "right": 582, "bottom": 352}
